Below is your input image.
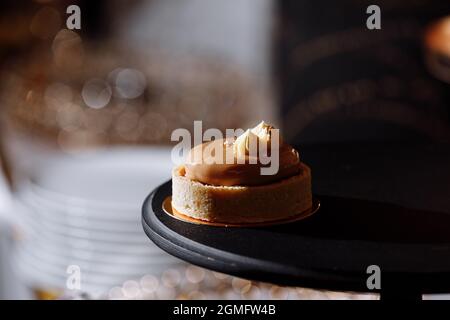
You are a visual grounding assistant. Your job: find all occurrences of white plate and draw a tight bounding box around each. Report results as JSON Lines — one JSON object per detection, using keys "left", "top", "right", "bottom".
{"left": 22, "top": 229, "right": 159, "bottom": 255}
{"left": 14, "top": 250, "right": 170, "bottom": 293}
{"left": 24, "top": 228, "right": 164, "bottom": 254}
{"left": 26, "top": 238, "right": 170, "bottom": 265}
{"left": 22, "top": 225, "right": 173, "bottom": 261}
{"left": 20, "top": 240, "right": 180, "bottom": 268}
{"left": 16, "top": 196, "right": 142, "bottom": 233}
{"left": 19, "top": 207, "right": 149, "bottom": 244}
{"left": 27, "top": 147, "right": 172, "bottom": 211}
{"left": 17, "top": 243, "right": 180, "bottom": 277}
{"left": 19, "top": 188, "right": 142, "bottom": 221}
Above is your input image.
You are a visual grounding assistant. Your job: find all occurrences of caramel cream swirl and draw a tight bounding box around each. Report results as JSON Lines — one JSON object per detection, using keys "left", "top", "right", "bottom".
{"left": 184, "top": 122, "right": 301, "bottom": 186}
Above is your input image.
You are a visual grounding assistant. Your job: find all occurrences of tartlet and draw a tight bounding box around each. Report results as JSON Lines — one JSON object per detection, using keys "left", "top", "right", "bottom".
{"left": 171, "top": 122, "right": 312, "bottom": 224}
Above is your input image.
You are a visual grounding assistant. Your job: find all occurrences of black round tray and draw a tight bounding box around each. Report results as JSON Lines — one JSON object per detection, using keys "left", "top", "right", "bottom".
{"left": 142, "top": 179, "right": 450, "bottom": 300}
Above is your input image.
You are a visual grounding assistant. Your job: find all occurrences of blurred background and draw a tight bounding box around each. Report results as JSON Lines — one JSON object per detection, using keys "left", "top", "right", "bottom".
{"left": 0, "top": 0, "right": 449, "bottom": 300}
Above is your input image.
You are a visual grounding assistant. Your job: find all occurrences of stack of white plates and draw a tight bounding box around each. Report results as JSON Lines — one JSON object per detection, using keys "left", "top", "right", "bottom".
{"left": 12, "top": 147, "right": 185, "bottom": 295}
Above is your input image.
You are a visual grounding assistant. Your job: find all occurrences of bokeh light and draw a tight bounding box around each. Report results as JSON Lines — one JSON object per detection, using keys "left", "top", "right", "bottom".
{"left": 185, "top": 266, "right": 205, "bottom": 284}
{"left": 115, "top": 68, "right": 147, "bottom": 99}
{"left": 122, "top": 280, "right": 141, "bottom": 299}
{"left": 52, "top": 29, "right": 84, "bottom": 71}
{"left": 140, "top": 275, "right": 159, "bottom": 293}
{"left": 30, "top": 7, "right": 61, "bottom": 40}
{"left": 82, "top": 79, "right": 112, "bottom": 109}
{"left": 231, "top": 278, "right": 252, "bottom": 294}
{"left": 162, "top": 269, "right": 181, "bottom": 288}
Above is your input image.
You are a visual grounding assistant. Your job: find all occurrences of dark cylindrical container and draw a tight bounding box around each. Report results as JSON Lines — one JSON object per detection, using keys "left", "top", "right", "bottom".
{"left": 276, "top": 1, "right": 450, "bottom": 144}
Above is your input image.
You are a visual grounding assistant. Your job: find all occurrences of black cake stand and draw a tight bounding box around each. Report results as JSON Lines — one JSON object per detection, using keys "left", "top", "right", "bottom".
{"left": 142, "top": 144, "right": 450, "bottom": 300}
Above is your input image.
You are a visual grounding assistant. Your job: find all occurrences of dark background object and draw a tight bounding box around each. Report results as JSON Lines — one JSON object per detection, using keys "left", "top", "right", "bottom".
{"left": 276, "top": 0, "right": 450, "bottom": 144}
